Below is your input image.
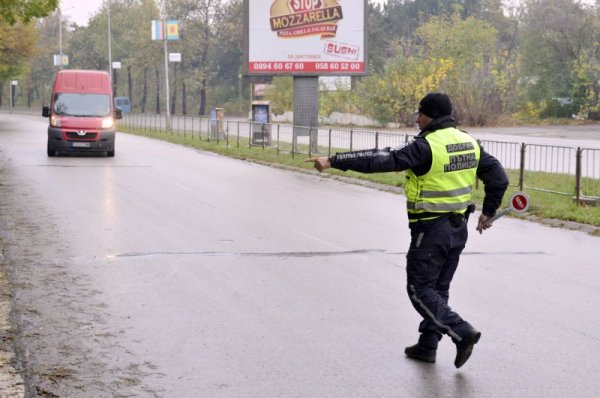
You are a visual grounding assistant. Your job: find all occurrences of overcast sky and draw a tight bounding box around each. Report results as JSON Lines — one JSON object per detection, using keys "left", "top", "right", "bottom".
{"left": 59, "top": 0, "right": 101, "bottom": 26}
{"left": 60, "top": 0, "right": 388, "bottom": 26}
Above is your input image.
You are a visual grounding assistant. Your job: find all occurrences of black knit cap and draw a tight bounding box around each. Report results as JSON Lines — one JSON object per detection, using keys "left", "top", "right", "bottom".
{"left": 418, "top": 93, "right": 453, "bottom": 119}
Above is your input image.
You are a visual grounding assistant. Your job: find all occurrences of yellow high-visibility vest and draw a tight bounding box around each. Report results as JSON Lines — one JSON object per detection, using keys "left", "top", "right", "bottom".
{"left": 405, "top": 127, "right": 480, "bottom": 222}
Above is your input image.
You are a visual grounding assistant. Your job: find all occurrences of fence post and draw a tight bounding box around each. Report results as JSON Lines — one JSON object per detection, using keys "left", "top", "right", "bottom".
{"left": 308, "top": 127, "right": 312, "bottom": 158}
{"left": 328, "top": 128, "right": 332, "bottom": 157}
{"left": 519, "top": 143, "right": 526, "bottom": 191}
{"left": 226, "top": 120, "right": 230, "bottom": 147}
{"left": 237, "top": 121, "right": 240, "bottom": 148}
{"left": 575, "top": 147, "right": 582, "bottom": 205}
{"left": 375, "top": 132, "right": 379, "bottom": 150}
{"left": 208, "top": 117, "right": 211, "bottom": 143}
{"left": 350, "top": 129, "right": 354, "bottom": 151}
{"left": 277, "top": 124, "right": 280, "bottom": 156}
{"left": 292, "top": 128, "right": 297, "bottom": 159}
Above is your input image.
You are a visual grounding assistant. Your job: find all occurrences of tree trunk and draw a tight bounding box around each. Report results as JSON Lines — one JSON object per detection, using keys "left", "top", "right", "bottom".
{"left": 113, "top": 68, "right": 118, "bottom": 97}
{"left": 141, "top": 67, "right": 147, "bottom": 114}
{"left": 171, "top": 63, "right": 177, "bottom": 115}
{"left": 127, "top": 65, "right": 133, "bottom": 112}
{"left": 33, "top": 82, "right": 40, "bottom": 103}
{"left": 198, "top": 19, "right": 210, "bottom": 116}
{"left": 182, "top": 81, "right": 187, "bottom": 115}
{"left": 198, "top": 79, "right": 207, "bottom": 116}
{"left": 155, "top": 65, "right": 160, "bottom": 114}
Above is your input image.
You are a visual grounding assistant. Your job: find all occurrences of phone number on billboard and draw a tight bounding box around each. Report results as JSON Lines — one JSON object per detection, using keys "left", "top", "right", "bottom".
{"left": 249, "top": 62, "right": 364, "bottom": 73}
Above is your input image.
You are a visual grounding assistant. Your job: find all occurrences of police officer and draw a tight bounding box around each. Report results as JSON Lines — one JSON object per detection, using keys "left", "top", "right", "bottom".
{"left": 306, "top": 93, "right": 508, "bottom": 368}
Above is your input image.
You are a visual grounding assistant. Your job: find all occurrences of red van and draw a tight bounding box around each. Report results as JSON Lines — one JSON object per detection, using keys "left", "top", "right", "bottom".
{"left": 42, "top": 70, "right": 122, "bottom": 157}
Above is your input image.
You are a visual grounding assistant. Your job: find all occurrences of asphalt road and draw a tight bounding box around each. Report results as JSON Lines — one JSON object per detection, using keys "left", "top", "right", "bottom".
{"left": 0, "top": 114, "right": 599, "bottom": 397}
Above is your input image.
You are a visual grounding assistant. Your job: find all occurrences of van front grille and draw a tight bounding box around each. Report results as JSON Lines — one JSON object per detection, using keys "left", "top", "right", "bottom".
{"left": 66, "top": 131, "right": 98, "bottom": 140}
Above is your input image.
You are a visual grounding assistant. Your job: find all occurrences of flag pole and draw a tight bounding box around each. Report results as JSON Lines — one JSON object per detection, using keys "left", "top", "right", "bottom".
{"left": 162, "top": 1, "right": 171, "bottom": 130}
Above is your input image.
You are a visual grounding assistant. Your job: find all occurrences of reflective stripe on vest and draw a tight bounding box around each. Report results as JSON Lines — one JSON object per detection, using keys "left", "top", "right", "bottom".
{"left": 406, "top": 201, "right": 472, "bottom": 211}
{"left": 405, "top": 128, "right": 480, "bottom": 222}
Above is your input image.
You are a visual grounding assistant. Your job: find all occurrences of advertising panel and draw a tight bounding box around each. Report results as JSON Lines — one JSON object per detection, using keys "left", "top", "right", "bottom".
{"left": 245, "top": 0, "right": 367, "bottom": 76}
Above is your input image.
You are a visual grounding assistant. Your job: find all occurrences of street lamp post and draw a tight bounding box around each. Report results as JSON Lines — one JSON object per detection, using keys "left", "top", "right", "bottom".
{"left": 108, "top": 0, "right": 112, "bottom": 83}
{"left": 59, "top": 8, "right": 62, "bottom": 70}
{"left": 58, "top": 6, "right": 74, "bottom": 70}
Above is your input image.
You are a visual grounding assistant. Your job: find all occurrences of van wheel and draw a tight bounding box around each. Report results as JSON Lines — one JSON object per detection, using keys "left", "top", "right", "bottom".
{"left": 47, "top": 141, "right": 56, "bottom": 157}
{"left": 107, "top": 149, "right": 115, "bottom": 157}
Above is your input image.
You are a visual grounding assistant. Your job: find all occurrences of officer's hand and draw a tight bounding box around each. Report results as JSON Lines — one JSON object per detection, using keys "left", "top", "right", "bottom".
{"left": 476, "top": 214, "right": 493, "bottom": 234}
{"left": 304, "top": 157, "right": 331, "bottom": 173}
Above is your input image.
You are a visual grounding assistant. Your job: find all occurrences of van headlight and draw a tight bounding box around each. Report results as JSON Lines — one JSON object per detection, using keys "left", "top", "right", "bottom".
{"left": 101, "top": 116, "right": 114, "bottom": 129}
{"left": 50, "top": 115, "right": 61, "bottom": 127}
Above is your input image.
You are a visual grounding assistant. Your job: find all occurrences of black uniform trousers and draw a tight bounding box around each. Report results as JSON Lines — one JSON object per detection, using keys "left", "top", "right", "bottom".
{"left": 406, "top": 215, "right": 475, "bottom": 350}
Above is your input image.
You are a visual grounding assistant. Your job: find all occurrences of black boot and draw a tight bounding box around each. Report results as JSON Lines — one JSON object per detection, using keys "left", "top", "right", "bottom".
{"left": 404, "top": 344, "right": 436, "bottom": 363}
{"left": 454, "top": 329, "right": 481, "bottom": 369}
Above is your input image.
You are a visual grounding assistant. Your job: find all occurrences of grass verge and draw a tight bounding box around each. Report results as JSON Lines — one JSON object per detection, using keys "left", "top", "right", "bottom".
{"left": 121, "top": 126, "right": 600, "bottom": 231}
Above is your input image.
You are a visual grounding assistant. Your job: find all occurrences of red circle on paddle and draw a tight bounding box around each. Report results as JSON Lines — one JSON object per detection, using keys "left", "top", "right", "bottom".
{"left": 510, "top": 192, "right": 529, "bottom": 213}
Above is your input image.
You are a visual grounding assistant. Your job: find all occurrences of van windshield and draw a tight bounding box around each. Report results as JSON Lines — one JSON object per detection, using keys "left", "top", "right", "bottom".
{"left": 53, "top": 93, "right": 111, "bottom": 117}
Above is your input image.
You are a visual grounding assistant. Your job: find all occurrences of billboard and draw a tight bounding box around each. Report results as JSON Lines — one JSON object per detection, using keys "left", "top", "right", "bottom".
{"left": 244, "top": 0, "right": 367, "bottom": 76}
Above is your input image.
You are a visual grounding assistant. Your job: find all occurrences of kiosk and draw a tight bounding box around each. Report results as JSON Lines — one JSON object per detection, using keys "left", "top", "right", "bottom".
{"left": 251, "top": 101, "right": 271, "bottom": 146}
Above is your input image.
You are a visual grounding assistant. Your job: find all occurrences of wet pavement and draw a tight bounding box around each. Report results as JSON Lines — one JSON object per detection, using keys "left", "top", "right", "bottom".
{"left": 0, "top": 113, "right": 599, "bottom": 397}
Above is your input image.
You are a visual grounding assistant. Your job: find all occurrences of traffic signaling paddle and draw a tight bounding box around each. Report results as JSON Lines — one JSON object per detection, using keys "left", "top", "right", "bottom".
{"left": 488, "top": 192, "right": 530, "bottom": 223}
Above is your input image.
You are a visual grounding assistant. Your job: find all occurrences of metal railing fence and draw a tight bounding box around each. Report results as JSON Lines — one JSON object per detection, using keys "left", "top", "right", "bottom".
{"left": 117, "top": 113, "right": 598, "bottom": 203}
{"left": 1, "top": 108, "right": 598, "bottom": 204}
